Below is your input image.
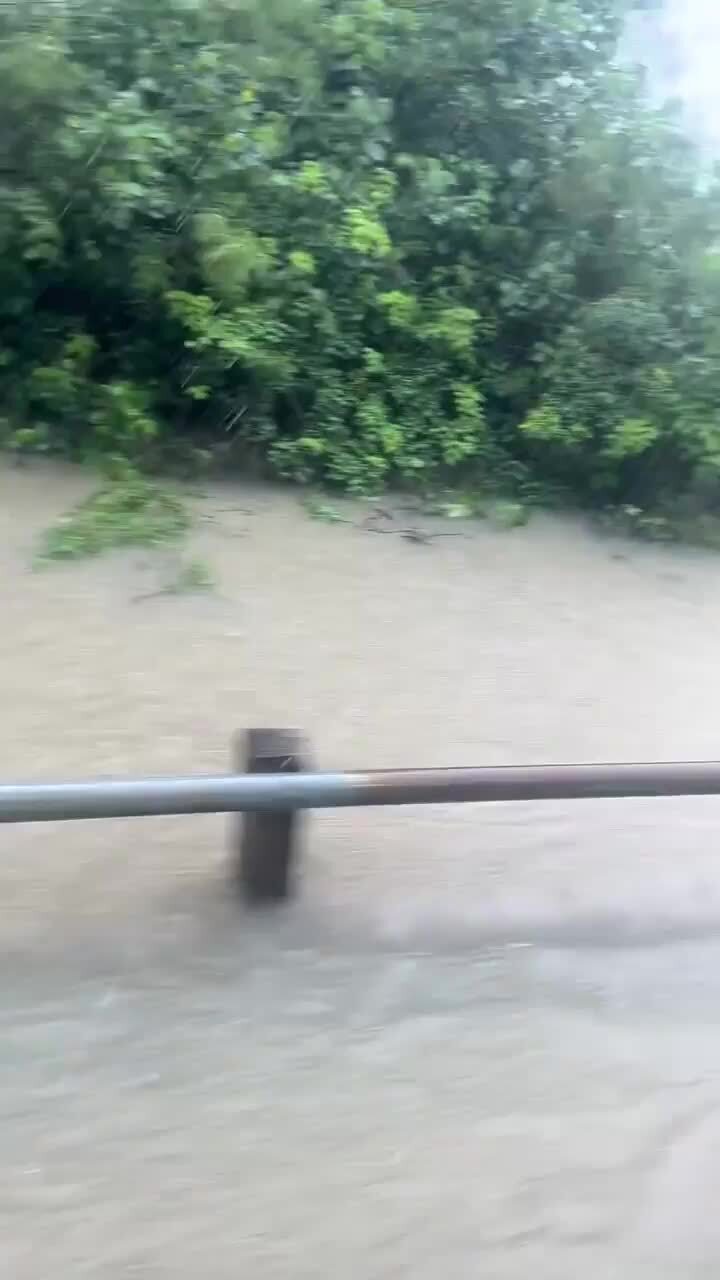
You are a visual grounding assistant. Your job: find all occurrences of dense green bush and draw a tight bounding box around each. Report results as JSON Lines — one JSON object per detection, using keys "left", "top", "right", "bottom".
{"left": 2, "top": 0, "right": 720, "bottom": 517}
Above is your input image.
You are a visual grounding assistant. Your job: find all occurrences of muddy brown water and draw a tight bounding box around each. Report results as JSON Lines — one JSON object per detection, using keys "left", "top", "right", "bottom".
{"left": 4, "top": 460, "right": 720, "bottom": 1276}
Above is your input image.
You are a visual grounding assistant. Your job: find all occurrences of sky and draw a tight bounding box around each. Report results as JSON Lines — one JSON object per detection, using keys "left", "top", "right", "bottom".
{"left": 624, "top": 0, "right": 720, "bottom": 152}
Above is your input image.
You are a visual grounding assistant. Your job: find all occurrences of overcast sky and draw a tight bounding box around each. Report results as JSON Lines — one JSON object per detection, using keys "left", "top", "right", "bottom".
{"left": 625, "top": 0, "right": 720, "bottom": 151}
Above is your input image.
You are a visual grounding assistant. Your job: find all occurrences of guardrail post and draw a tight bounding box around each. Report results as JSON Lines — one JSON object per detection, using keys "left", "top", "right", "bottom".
{"left": 234, "top": 728, "right": 305, "bottom": 904}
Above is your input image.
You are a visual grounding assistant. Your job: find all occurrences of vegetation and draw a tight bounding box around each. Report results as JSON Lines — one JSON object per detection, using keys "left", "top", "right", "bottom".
{"left": 132, "top": 554, "right": 215, "bottom": 598}
{"left": 3, "top": 0, "right": 720, "bottom": 534}
{"left": 168, "top": 557, "right": 214, "bottom": 593}
{"left": 35, "top": 467, "right": 189, "bottom": 563}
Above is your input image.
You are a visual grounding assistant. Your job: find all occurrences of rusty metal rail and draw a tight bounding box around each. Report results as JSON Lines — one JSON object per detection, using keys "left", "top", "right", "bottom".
{"left": 4, "top": 760, "right": 720, "bottom": 823}
{"left": 3, "top": 729, "right": 720, "bottom": 903}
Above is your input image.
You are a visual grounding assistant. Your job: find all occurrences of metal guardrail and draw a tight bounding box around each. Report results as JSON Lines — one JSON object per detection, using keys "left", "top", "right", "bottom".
{"left": 6, "top": 761, "right": 720, "bottom": 821}
{"left": 3, "top": 728, "right": 720, "bottom": 903}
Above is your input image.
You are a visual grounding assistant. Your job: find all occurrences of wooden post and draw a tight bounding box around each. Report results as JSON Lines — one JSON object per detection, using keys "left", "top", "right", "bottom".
{"left": 234, "top": 728, "right": 305, "bottom": 904}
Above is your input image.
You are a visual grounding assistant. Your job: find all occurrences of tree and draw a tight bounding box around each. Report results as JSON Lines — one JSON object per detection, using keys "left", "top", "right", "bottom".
{"left": 0, "top": 0, "right": 719, "bottom": 522}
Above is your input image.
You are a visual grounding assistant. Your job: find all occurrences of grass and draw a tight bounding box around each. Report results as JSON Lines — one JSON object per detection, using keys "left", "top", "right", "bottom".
{"left": 35, "top": 470, "right": 190, "bottom": 565}
{"left": 419, "top": 489, "right": 531, "bottom": 528}
{"left": 302, "top": 496, "right": 351, "bottom": 524}
{"left": 163, "top": 556, "right": 214, "bottom": 594}
{"left": 33, "top": 465, "right": 216, "bottom": 596}
{"left": 31, "top": 460, "right": 535, "bottom": 594}
{"left": 491, "top": 499, "right": 530, "bottom": 529}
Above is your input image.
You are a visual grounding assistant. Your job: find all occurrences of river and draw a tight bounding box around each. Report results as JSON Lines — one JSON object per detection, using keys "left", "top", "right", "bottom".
{"left": 3, "top": 459, "right": 720, "bottom": 1276}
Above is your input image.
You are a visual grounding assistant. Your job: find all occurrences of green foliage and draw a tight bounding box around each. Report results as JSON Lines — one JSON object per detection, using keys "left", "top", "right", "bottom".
{"left": 303, "top": 497, "right": 350, "bottom": 523}
{"left": 1, "top": 0, "right": 720, "bottom": 525}
{"left": 164, "top": 557, "right": 214, "bottom": 594}
{"left": 36, "top": 469, "right": 189, "bottom": 563}
{"left": 492, "top": 500, "right": 530, "bottom": 530}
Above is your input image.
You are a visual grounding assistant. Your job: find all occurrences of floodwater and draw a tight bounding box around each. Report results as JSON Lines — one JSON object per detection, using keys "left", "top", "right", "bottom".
{"left": 4, "top": 461, "right": 720, "bottom": 1276}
